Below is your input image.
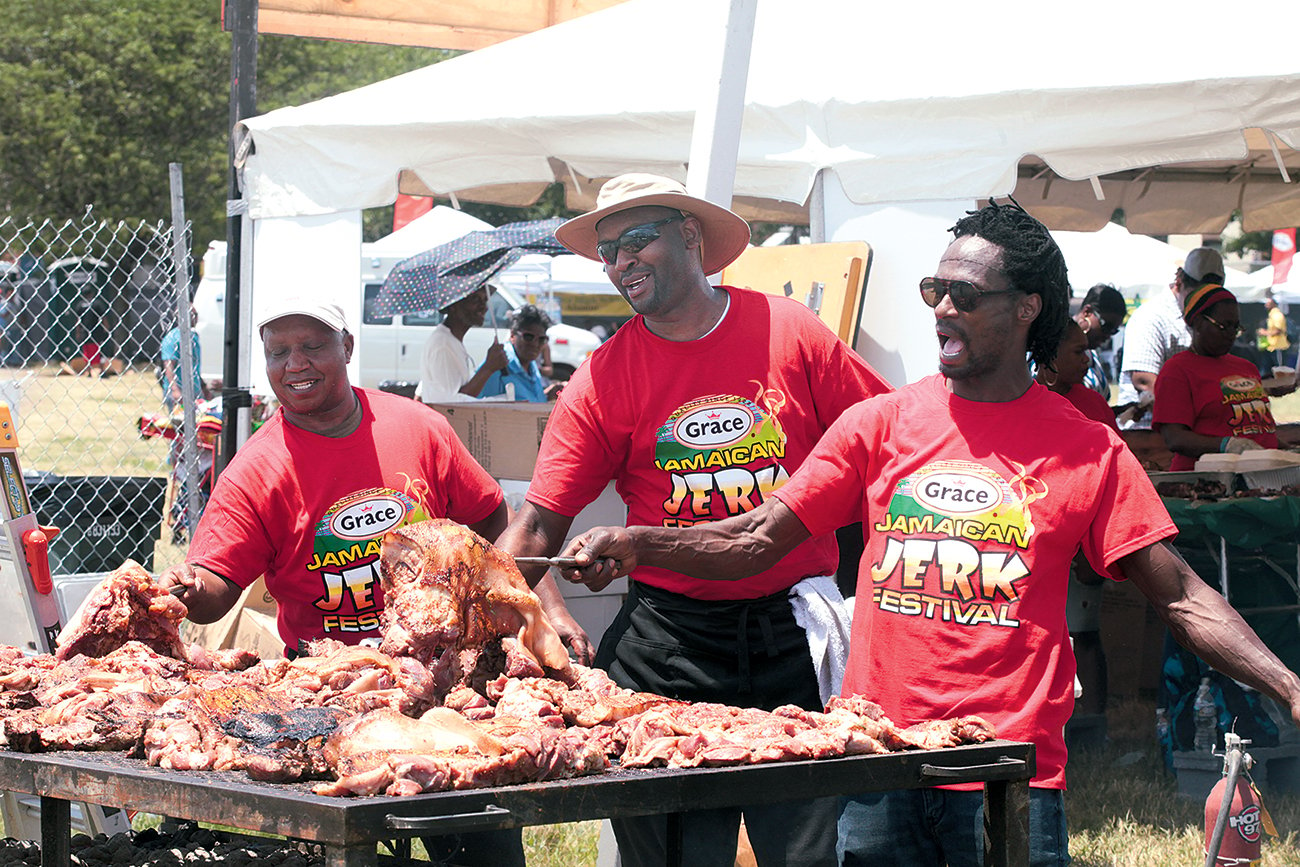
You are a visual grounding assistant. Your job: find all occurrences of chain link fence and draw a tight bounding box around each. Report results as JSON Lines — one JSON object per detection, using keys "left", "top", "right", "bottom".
{"left": 0, "top": 211, "right": 205, "bottom": 581}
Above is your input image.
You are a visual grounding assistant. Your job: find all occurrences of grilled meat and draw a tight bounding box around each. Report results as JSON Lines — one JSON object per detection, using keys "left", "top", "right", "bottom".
{"left": 55, "top": 561, "right": 188, "bottom": 662}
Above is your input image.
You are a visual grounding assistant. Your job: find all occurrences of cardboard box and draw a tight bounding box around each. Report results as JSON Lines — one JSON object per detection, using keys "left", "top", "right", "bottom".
{"left": 230, "top": 608, "right": 283, "bottom": 660}
{"left": 180, "top": 576, "right": 282, "bottom": 659}
{"left": 430, "top": 401, "right": 554, "bottom": 481}
{"left": 1099, "top": 578, "right": 1165, "bottom": 701}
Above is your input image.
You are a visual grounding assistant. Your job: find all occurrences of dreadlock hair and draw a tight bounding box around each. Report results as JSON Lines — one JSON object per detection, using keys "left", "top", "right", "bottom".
{"left": 950, "top": 201, "right": 1070, "bottom": 369}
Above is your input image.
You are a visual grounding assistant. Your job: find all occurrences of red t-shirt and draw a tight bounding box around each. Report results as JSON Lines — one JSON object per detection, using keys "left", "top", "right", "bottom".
{"left": 1152, "top": 351, "right": 1279, "bottom": 471}
{"left": 527, "top": 286, "right": 892, "bottom": 600}
{"left": 1063, "top": 383, "right": 1119, "bottom": 432}
{"left": 774, "top": 376, "right": 1176, "bottom": 789}
{"left": 191, "top": 388, "right": 502, "bottom": 651}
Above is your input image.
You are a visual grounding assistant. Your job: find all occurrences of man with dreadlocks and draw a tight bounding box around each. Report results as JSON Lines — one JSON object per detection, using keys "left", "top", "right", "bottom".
{"left": 559, "top": 202, "right": 1300, "bottom": 866}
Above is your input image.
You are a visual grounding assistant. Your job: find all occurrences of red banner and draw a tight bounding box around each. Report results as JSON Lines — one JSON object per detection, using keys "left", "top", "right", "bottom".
{"left": 1272, "top": 228, "right": 1296, "bottom": 284}
{"left": 393, "top": 194, "right": 433, "bottom": 232}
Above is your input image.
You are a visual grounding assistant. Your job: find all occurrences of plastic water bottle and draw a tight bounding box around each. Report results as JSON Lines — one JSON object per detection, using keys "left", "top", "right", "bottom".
{"left": 1194, "top": 678, "right": 1218, "bottom": 752}
{"left": 1155, "top": 706, "right": 1171, "bottom": 744}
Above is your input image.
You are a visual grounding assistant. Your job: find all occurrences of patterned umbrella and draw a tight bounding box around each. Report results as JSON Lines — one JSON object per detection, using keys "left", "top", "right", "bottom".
{"left": 374, "top": 217, "right": 569, "bottom": 317}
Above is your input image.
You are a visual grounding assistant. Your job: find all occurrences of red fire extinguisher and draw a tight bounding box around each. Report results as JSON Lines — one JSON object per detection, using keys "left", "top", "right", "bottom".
{"left": 1203, "top": 732, "right": 1262, "bottom": 867}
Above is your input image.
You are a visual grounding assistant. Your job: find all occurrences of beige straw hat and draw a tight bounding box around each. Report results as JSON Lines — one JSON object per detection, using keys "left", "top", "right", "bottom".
{"left": 555, "top": 173, "right": 751, "bottom": 274}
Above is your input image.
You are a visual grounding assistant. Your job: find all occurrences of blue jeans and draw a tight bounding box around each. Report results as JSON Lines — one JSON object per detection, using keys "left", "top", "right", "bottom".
{"left": 838, "top": 788, "right": 1069, "bottom": 866}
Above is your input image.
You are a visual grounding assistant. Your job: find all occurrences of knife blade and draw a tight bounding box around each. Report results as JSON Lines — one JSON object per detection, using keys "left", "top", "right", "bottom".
{"left": 512, "top": 556, "right": 580, "bottom": 569}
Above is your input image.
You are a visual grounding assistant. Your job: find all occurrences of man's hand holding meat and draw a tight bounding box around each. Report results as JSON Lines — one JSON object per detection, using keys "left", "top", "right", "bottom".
{"left": 172, "top": 295, "right": 531, "bottom": 866}
{"left": 156, "top": 562, "right": 243, "bottom": 624}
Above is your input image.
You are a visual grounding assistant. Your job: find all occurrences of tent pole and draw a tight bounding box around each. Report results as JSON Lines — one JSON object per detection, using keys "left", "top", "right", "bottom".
{"left": 810, "top": 170, "right": 827, "bottom": 244}
{"left": 684, "top": 0, "right": 757, "bottom": 213}
{"left": 219, "top": 0, "right": 258, "bottom": 479}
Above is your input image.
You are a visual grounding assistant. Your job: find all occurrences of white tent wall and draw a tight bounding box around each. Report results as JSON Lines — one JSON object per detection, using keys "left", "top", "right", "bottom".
{"left": 250, "top": 213, "right": 363, "bottom": 396}
{"left": 821, "top": 177, "right": 973, "bottom": 385}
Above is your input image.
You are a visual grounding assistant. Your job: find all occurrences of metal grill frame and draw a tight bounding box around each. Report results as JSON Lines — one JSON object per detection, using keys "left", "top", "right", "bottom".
{"left": 0, "top": 740, "right": 1033, "bottom": 867}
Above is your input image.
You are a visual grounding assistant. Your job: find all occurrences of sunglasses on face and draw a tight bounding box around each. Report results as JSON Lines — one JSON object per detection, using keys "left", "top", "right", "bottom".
{"left": 1201, "top": 314, "right": 1243, "bottom": 338}
{"left": 919, "top": 277, "right": 1019, "bottom": 313}
{"left": 596, "top": 216, "right": 683, "bottom": 266}
{"left": 514, "top": 330, "right": 548, "bottom": 344}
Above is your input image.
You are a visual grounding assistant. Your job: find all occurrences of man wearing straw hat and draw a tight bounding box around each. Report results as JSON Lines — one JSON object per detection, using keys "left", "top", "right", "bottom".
{"left": 496, "top": 173, "right": 892, "bottom": 866}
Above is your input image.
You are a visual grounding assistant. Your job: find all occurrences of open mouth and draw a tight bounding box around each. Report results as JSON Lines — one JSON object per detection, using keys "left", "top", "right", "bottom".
{"left": 938, "top": 331, "right": 967, "bottom": 362}
{"left": 622, "top": 273, "right": 649, "bottom": 296}
{"left": 285, "top": 379, "right": 318, "bottom": 393}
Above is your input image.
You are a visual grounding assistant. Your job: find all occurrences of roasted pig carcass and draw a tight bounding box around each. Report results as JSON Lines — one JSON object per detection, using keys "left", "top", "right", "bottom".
{"left": 55, "top": 561, "right": 187, "bottom": 661}
{"left": 139, "top": 683, "right": 351, "bottom": 781}
{"left": 378, "top": 520, "right": 569, "bottom": 681}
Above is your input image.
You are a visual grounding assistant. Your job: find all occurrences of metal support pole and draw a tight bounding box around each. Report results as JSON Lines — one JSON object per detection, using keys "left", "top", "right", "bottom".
{"left": 218, "top": 0, "right": 258, "bottom": 479}
{"left": 167, "top": 164, "right": 202, "bottom": 537}
{"left": 983, "top": 778, "right": 1029, "bottom": 867}
{"left": 684, "top": 0, "right": 757, "bottom": 213}
{"left": 39, "top": 796, "right": 69, "bottom": 867}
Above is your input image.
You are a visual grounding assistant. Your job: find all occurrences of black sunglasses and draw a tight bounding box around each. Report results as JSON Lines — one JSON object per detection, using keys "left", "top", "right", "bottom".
{"left": 919, "top": 277, "right": 1019, "bottom": 313}
{"left": 596, "top": 216, "right": 682, "bottom": 266}
{"left": 513, "top": 330, "right": 548, "bottom": 344}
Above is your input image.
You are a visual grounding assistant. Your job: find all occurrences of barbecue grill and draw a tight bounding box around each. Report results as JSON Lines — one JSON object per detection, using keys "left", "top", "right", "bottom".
{"left": 0, "top": 740, "right": 1033, "bottom": 867}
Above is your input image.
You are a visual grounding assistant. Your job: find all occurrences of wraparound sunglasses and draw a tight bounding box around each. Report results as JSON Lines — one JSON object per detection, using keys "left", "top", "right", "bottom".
{"left": 919, "top": 277, "right": 1019, "bottom": 313}
{"left": 596, "top": 216, "right": 683, "bottom": 266}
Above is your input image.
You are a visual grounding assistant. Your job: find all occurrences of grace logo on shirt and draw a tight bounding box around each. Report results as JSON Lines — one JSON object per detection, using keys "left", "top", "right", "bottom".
{"left": 308, "top": 487, "right": 429, "bottom": 635}
{"left": 1222, "top": 376, "right": 1261, "bottom": 395}
{"left": 329, "top": 495, "right": 407, "bottom": 540}
{"left": 912, "top": 470, "right": 1000, "bottom": 516}
{"left": 869, "top": 460, "right": 1047, "bottom": 630}
{"left": 672, "top": 404, "right": 755, "bottom": 449}
{"left": 1217, "top": 375, "right": 1275, "bottom": 437}
{"left": 653, "top": 390, "right": 790, "bottom": 527}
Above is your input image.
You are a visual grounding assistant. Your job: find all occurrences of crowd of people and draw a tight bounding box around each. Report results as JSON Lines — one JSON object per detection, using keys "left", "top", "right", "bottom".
{"left": 156, "top": 172, "right": 1300, "bottom": 867}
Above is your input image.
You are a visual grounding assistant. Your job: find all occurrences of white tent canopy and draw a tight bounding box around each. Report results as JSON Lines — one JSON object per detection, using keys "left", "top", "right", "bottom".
{"left": 1240, "top": 264, "right": 1300, "bottom": 305}
{"left": 365, "top": 206, "right": 492, "bottom": 257}
{"left": 1052, "top": 224, "right": 1254, "bottom": 303}
{"left": 238, "top": 0, "right": 1300, "bottom": 234}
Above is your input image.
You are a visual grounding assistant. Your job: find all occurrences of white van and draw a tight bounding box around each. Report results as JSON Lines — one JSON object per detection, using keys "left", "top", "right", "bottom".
{"left": 194, "top": 242, "right": 602, "bottom": 389}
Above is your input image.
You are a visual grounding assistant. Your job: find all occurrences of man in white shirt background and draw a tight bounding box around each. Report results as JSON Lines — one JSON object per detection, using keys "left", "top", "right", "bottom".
{"left": 1116, "top": 247, "right": 1224, "bottom": 428}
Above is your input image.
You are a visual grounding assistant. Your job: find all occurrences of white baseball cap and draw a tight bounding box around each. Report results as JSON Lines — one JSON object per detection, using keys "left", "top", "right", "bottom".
{"left": 256, "top": 296, "right": 349, "bottom": 333}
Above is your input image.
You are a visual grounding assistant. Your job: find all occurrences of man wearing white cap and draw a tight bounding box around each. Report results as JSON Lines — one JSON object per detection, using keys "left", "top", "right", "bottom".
{"left": 1116, "top": 247, "right": 1225, "bottom": 428}
{"left": 495, "top": 173, "right": 893, "bottom": 866}
{"left": 160, "top": 296, "right": 573, "bottom": 866}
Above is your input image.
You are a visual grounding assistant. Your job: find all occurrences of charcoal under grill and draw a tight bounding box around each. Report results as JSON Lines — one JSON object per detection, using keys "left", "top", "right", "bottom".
{"left": 0, "top": 740, "right": 1034, "bottom": 867}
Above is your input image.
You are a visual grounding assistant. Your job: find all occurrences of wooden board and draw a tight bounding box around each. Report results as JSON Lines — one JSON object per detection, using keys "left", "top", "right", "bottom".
{"left": 719, "top": 242, "right": 871, "bottom": 346}
{"left": 254, "top": 0, "right": 627, "bottom": 50}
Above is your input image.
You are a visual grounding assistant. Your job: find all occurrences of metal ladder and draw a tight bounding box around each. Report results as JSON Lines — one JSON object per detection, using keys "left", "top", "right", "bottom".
{"left": 0, "top": 403, "right": 132, "bottom": 840}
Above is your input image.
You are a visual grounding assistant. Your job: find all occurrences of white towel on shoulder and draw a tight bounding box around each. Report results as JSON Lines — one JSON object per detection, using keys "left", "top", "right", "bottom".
{"left": 788, "top": 575, "right": 853, "bottom": 706}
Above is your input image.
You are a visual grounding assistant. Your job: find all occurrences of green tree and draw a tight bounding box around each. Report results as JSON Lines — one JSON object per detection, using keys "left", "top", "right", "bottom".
{"left": 1223, "top": 228, "right": 1274, "bottom": 259}
{"left": 0, "top": 0, "right": 448, "bottom": 257}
